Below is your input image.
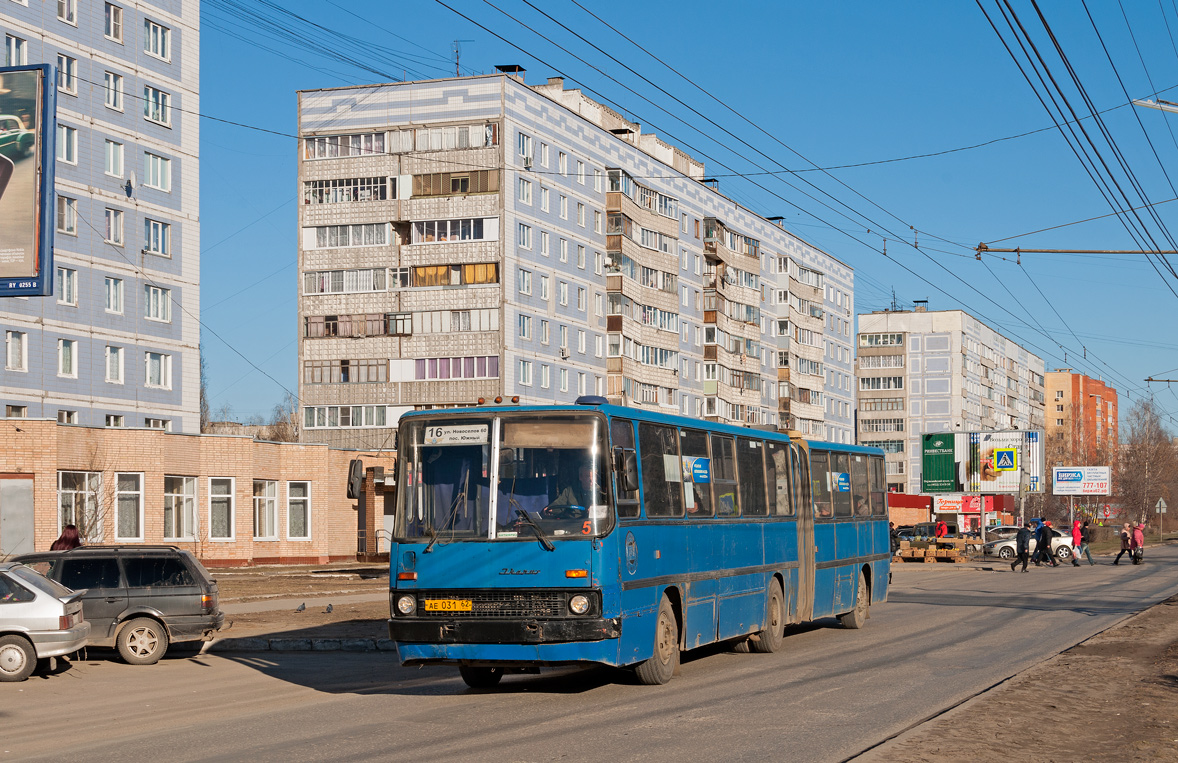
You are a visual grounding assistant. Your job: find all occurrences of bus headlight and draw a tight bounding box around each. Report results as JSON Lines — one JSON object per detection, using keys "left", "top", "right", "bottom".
{"left": 396, "top": 595, "right": 417, "bottom": 615}
{"left": 569, "top": 594, "right": 590, "bottom": 615}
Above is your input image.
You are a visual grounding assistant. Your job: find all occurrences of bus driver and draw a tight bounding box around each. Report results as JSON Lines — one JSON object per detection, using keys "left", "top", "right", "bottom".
{"left": 550, "top": 462, "right": 601, "bottom": 513}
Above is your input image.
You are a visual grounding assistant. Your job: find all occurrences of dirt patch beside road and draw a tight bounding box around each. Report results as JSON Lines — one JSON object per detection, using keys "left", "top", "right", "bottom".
{"left": 864, "top": 593, "right": 1178, "bottom": 762}
{"left": 213, "top": 564, "right": 388, "bottom": 603}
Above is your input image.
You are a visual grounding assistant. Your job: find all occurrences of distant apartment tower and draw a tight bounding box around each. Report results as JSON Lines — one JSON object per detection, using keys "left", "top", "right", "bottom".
{"left": 296, "top": 70, "right": 853, "bottom": 449}
{"left": 856, "top": 306, "right": 1046, "bottom": 492}
{"left": 1044, "top": 370, "right": 1117, "bottom": 463}
{"left": 1, "top": 1, "right": 200, "bottom": 432}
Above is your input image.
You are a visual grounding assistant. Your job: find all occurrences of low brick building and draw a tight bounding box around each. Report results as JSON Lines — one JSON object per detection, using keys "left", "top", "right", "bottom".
{"left": 0, "top": 419, "right": 395, "bottom": 566}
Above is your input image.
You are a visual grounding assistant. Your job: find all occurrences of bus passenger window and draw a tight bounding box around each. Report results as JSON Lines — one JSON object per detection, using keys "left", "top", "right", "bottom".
{"left": 711, "top": 434, "right": 740, "bottom": 517}
{"left": 766, "top": 441, "right": 792, "bottom": 516}
{"left": 638, "top": 423, "right": 684, "bottom": 517}
{"left": 810, "top": 451, "right": 832, "bottom": 518}
{"left": 869, "top": 455, "right": 886, "bottom": 516}
{"left": 851, "top": 454, "right": 870, "bottom": 516}
{"left": 831, "top": 453, "right": 852, "bottom": 517}
{"left": 737, "top": 438, "right": 768, "bottom": 516}
{"left": 681, "top": 429, "right": 713, "bottom": 517}
{"left": 612, "top": 418, "right": 640, "bottom": 518}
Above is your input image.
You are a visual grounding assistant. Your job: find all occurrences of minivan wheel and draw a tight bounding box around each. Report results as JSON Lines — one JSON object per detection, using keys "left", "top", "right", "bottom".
{"left": 118, "top": 618, "right": 169, "bottom": 665}
{"left": 0, "top": 635, "right": 37, "bottom": 682}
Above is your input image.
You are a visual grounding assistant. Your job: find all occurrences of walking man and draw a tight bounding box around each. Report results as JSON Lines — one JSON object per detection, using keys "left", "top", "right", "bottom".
{"left": 1035, "top": 521, "right": 1059, "bottom": 567}
{"left": 1113, "top": 523, "right": 1132, "bottom": 565}
{"left": 1078, "top": 520, "right": 1095, "bottom": 565}
{"left": 1012, "top": 521, "right": 1033, "bottom": 573}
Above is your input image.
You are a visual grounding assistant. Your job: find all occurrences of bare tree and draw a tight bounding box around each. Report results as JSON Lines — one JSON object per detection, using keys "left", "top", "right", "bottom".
{"left": 199, "top": 344, "right": 211, "bottom": 433}
{"left": 1114, "top": 399, "right": 1176, "bottom": 525}
{"left": 261, "top": 392, "right": 300, "bottom": 442}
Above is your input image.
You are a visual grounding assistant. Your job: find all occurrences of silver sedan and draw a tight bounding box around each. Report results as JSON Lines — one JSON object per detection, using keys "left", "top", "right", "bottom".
{"left": 0, "top": 562, "right": 90, "bottom": 682}
{"left": 983, "top": 529, "right": 1073, "bottom": 561}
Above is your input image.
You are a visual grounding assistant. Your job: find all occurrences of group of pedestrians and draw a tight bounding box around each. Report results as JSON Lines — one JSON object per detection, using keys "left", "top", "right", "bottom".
{"left": 1011, "top": 518, "right": 1146, "bottom": 572}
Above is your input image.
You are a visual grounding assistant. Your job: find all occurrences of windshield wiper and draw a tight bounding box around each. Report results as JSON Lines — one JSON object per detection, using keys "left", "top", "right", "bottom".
{"left": 422, "top": 522, "right": 442, "bottom": 554}
{"left": 514, "top": 509, "right": 555, "bottom": 552}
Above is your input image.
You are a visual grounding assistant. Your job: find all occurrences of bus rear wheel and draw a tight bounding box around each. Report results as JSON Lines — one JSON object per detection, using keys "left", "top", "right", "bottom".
{"left": 635, "top": 595, "right": 679, "bottom": 685}
{"left": 750, "top": 581, "right": 785, "bottom": 653}
{"left": 459, "top": 665, "right": 503, "bottom": 688}
{"left": 838, "top": 571, "right": 869, "bottom": 630}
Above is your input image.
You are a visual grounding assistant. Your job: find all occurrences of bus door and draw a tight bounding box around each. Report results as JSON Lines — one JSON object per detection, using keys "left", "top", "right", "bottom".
{"left": 790, "top": 442, "right": 814, "bottom": 623}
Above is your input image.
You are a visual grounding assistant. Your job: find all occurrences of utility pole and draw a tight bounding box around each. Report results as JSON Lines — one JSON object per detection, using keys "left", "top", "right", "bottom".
{"left": 452, "top": 40, "right": 473, "bottom": 77}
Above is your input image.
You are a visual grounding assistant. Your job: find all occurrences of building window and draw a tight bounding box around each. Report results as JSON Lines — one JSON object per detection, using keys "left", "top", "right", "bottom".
{"left": 57, "top": 0, "right": 77, "bottom": 23}
{"left": 540, "top": 364, "right": 550, "bottom": 389}
{"left": 559, "top": 151, "right": 567, "bottom": 176}
{"left": 577, "top": 245, "right": 586, "bottom": 269}
{"left": 57, "top": 54, "right": 77, "bottom": 93}
{"left": 412, "top": 356, "right": 499, "bottom": 381}
{"left": 517, "top": 132, "right": 533, "bottom": 160}
{"left": 105, "top": 346, "right": 123, "bottom": 383}
{"left": 5, "top": 331, "right": 27, "bottom": 372}
{"left": 57, "top": 196, "right": 77, "bottom": 234}
{"left": 540, "top": 275, "right": 549, "bottom": 300}
{"left": 577, "top": 203, "right": 586, "bottom": 227}
{"left": 145, "top": 417, "right": 171, "bottom": 431}
{"left": 56, "top": 339, "right": 76, "bottom": 376}
{"left": 594, "top": 210, "right": 602, "bottom": 234}
{"left": 578, "top": 329, "right": 586, "bottom": 353}
{"left": 104, "top": 277, "right": 123, "bottom": 313}
{"left": 518, "top": 177, "right": 532, "bottom": 204}
{"left": 519, "top": 359, "right": 533, "bottom": 387}
{"left": 578, "top": 372, "right": 587, "bottom": 395}
{"left": 164, "top": 476, "right": 196, "bottom": 541}
{"left": 5, "top": 405, "right": 27, "bottom": 418}
{"left": 56, "top": 124, "right": 77, "bottom": 164}
{"left": 104, "top": 140, "right": 123, "bottom": 177}
{"left": 303, "top": 176, "right": 390, "bottom": 204}
{"left": 577, "top": 287, "right": 586, "bottom": 311}
{"left": 305, "top": 132, "right": 391, "bottom": 159}
{"left": 253, "top": 480, "right": 278, "bottom": 540}
{"left": 209, "top": 478, "right": 235, "bottom": 540}
{"left": 145, "top": 351, "right": 171, "bottom": 389}
{"left": 540, "top": 319, "right": 549, "bottom": 344}
{"left": 144, "top": 153, "right": 171, "bottom": 191}
{"left": 115, "top": 473, "right": 143, "bottom": 541}
{"left": 560, "top": 195, "right": 568, "bottom": 219}
{"left": 104, "top": 209, "right": 124, "bottom": 245}
{"left": 144, "top": 19, "right": 170, "bottom": 60}
{"left": 105, "top": 3, "right": 123, "bottom": 41}
{"left": 104, "top": 72, "right": 123, "bottom": 110}
{"left": 559, "top": 282, "right": 568, "bottom": 306}
{"left": 144, "top": 219, "right": 171, "bottom": 256}
{"left": 56, "top": 265, "right": 78, "bottom": 304}
{"left": 144, "top": 85, "right": 171, "bottom": 126}
{"left": 559, "top": 239, "right": 568, "bottom": 262}
{"left": 105, "top": 414, "right": 124, "bottom": 427}
{"left": 144, "top": 285, "right": 171, "bottom": 322}
{"left": 594, "top": 168, "right": 603, "bottom": 191}
{"left": 517, "top": 268, "right": 532, "bottom": 295}
{"left": 540, "top": 187, "right": 549, "bottom": 212}
{"left": 5, "top": 35, "right": 27, "bottom": 66}
{"left": 518, "top": 313, "right": 532, "bottom": 340}
{"left": 518, "top": 223, "right": 532, "bottom": 250}
{"left": 559, "top": 368, "right": 568, "bottom": 392}
{"left": 287, "top": 482, "right": 311, "bottom": 540}
{"left": 303, "top": 405, "right": 389, "bottom": 429}
{"left": 58, "top": 471, "right": 101, "bottom": 540}
{"left": 1056, "top": 418, "right": 1064, "bottom": 426}
{"left": 559, "top": 325, "right": 568, "bottom": 349}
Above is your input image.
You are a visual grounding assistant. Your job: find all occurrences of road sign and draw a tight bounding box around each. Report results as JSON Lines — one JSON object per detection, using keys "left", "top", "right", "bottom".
{"left": 1157, "top": 498, "right": 1168, "bottom": 514}
{"left": 1103, "top": 507, "right": 1110, "bottom": 518}
{"left": 993, "top": 448, "right": 1018, "bottom": 471}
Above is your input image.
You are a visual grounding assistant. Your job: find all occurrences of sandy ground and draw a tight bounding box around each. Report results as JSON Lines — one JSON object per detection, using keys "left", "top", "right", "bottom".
{"left": 865, "top": 592, "right": 1178, "bottom": 762}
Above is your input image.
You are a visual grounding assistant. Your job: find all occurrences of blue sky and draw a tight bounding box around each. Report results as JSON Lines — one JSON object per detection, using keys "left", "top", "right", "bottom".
{"left": 198, "top": 1, "right": 1178, "bottom": 424}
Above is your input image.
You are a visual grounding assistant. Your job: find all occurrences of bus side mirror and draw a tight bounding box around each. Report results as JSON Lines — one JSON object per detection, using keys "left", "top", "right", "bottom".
{"left": 615, "top": 449, "right": 640, "bottom": 493}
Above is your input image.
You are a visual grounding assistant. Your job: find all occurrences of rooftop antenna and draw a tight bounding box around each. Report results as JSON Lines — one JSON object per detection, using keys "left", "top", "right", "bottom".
{"left": 452, "top": 40, "right": 473, "bottom": 76}
{"left": 890, "top": 288, "right": 899, "bottom": 312}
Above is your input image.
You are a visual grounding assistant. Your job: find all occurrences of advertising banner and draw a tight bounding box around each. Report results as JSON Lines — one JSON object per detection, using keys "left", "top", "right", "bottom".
{"left": 0, "top": 65, "right": 55, "bottom": 297}
{"left": 921, "top": 430, "right": 1044, "bottom": 494}
{"left": 1052, "top": 466, "right": 1111, "bottom": 496}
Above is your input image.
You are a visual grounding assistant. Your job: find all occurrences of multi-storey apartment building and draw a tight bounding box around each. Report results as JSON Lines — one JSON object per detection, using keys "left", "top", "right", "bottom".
{"left": 296, "top": 69, "right": 853, "bottom": 449}
{"left": 1, "top": 1, "right": 200, "bottom": 432}
{"left": 1044, "top": 369, "right": 1117, "bottom": 464}
{"left": 856, "top": 306, "right": 1046, "bottom": 493}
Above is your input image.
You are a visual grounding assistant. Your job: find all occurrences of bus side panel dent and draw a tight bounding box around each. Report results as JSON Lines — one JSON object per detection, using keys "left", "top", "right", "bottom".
{"left": 618, "top": 586, "right": 661, "bottom": 666}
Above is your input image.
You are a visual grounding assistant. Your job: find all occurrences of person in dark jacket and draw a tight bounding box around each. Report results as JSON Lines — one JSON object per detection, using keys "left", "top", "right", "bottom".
{"left": 1012, "top": 522, "right": 1034, "bottom": 572}
{"left": 1113, "top": 523, "right": 1132, "bottom": 565}
{"left": 1078, "top": 521, "right": 1095, "bottom": 565}
{"left": 1035, "top": 521, "right": 1059, "bottom": 567}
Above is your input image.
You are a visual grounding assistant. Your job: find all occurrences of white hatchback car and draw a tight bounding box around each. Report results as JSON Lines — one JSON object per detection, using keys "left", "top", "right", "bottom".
{"left": 0, "top": 562, "right": 90, "bottom": 682}
{"left": 982, "top": 528, "right": 1073, "bottom": 561}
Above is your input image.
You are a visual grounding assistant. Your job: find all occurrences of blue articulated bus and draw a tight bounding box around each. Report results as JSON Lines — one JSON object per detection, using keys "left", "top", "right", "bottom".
{"left": 387, "top": 397, "right": 890, "bottom": 687}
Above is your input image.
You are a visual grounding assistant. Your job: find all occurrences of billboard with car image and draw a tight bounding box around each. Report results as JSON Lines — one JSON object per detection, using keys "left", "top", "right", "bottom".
{"left": 922, "top": 430, "right": 1044, "bottom": 493}
{"left": 0, "top": 64, "right": 55, "bottom": 297}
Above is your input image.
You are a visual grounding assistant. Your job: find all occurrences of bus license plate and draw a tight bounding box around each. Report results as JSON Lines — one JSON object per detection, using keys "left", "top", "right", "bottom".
{"left": 424, "top": 599, "right": 472, "bottom": 612}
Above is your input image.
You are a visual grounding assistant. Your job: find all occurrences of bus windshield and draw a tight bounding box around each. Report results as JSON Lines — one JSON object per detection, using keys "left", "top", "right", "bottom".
{"left": 396, "top": 413, "right": 612, "bottom": 543}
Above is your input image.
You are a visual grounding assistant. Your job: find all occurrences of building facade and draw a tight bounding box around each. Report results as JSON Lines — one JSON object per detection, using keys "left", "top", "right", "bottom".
{"left": 1044, "top": 369, "right": 1117, "bottom": 464}
{"left": 856, "top": 307, "right": 1046, "bottom": 493}
{"left": 295, "top": 70, "right": 854, "bottom": 449}
{"left": 1, "top": 0, "right": 200, "bottom": 432}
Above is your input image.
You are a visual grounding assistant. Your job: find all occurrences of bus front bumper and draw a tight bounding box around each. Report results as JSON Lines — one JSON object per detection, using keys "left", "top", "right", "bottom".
{"left": 387, "top": 617, "right": 620, "bottom": 644}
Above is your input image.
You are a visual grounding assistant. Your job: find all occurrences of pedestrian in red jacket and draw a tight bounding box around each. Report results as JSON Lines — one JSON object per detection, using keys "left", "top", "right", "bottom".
{"left": 1132, "top": 523, "right": 1145, "bottom": 564}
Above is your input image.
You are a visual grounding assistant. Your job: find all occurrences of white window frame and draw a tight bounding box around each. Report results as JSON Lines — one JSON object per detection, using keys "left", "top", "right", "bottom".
{"left": 104, "top": 71, "right": 124, "bottom": 111}
{"left": 105, "top": 139, "right": 123, "bottom": 177}
{"left": 105, "top": 414, "right": 125, "bottom": 428}
{"left": 105, "top": 208, "right": 124, "bottom": 245}
{"left": 253, "top": 479, "right": 278, "bottom": 540}
{"left": 143, "top": 18, "right": 171, "bottom": 61}
{"left": 540, "top": 187, "right": 549, "bottom": 212}
{"left": 287, "top": 481, "right": 312, "bottom": 541}
{"left": 144, "top": 152, "right": 171, "bottom": 191}
{"left": 144, "top": 85, "right": 171, "bottom": 127}
{"left": 144, "top": 284, "right": 172, "bottom": 322}
{"left": 163, "top": 475, "right": 197, "bottom": 541}
{"left": 57, "top": 196, "right": 77, "bottom": 235}
{"left": 105, "top": 277, "right": 123, "bottom": 313}
{"left": 56, "top": 124, "right": 77, "bottom": 164}
{"left": 114, "top": 472, "right": 144, "bottom": 542}
{"left": 144, "top": 218, "right": 171, "bottom": 256}
{"left": 56, "top": 267, "right": 77, "bottom": 305}
{"left": 144, "top": 351, "right": 172, "bottom": 389}
{"left": 540, "top": 274, "right": 549, "bottom": 300}
{"left": 518, "top": 222, "right": 532, "bottom": 250}
{"left": 517, "top": 177, "right": 532, "bottom": 205}
{"left": 518, "top": 359, "right": 533, "bottom": 387}
{"left": 57, "top": 0, "right": 77, "bottom": 25}
{"left": 540, "top": 364, "right": 550, "bottom": 389}
{"left": 517, "top": 268, "right": 532, "bottom": 295}
{"left": 518, "top": 313, "right": 532, "bottom": 340}
{"left": 105, "top": 3, "right": 123, "bottom": 42}
{"left": 57, "top": 471, "right": 102, "bottom": 541}
{"left": 105, "top": 345, "right": 124, "bottom": 384}
{"left": 209, "top": 477, "right": 235, "bottom": 541}
{"left": 5, "top": 35, "right": 28, "bottom": 66}
{"left": 57, "top": 54, "right": 77, "bottom": 94}
{"left": 5, "top": 330, "right": 27, "bottom": 372}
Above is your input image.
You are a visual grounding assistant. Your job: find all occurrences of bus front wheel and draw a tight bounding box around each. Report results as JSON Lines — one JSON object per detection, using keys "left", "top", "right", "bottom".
{"left": 750, "top": 580, "right": 785, "bottom": 653}
{"left": 459, "top": 665, "right": 503, "bottom": 689}
{"left": 635, "top": 595, "right": 679, "bottom": 685}
{"left": 838, "top": 571, "right": 869, "bottom": 630}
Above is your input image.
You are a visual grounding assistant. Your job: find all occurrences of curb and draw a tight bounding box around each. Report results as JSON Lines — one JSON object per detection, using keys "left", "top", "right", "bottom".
{"left": 204, "top": 637, "right": 397, "bottom": 653}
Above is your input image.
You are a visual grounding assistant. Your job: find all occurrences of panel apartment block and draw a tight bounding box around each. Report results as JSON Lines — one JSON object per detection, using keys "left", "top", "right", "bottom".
{"left": 856, "top": 307, "right": 1045, "bottom": 492}
{"left": 1, "top": 0, "right": 200, "bottom": 433}
{"left": 1044, "top": 369, "right": 1117, "bottom": 464}
{"left": 296, "top": 71, "right": 853, "bottom": 448}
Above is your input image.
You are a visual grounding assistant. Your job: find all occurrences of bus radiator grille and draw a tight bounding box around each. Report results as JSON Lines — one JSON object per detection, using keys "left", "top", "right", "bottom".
{"left": 418, "top": 592, "right": 567, "bottom": 618}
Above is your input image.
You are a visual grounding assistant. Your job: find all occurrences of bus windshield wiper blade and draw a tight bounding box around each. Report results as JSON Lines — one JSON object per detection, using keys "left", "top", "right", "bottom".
{"left": 422, "top": 523, "right": 441, "bottom": 554}
{"left": 515, "top": 509, "right": 555, "bottom": 552}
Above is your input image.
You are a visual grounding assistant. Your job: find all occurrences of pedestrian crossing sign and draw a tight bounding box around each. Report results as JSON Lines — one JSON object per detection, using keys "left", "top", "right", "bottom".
{"left": 994, "top": 448, "right": 1018, "bottom": 471}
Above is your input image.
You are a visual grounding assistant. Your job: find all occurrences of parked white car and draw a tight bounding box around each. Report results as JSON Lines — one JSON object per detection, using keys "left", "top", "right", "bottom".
{"left": 0, "top": 562, "right": 90, "bottom": 682}
{"left": 982, "top": 528, "right": 1072, "bottom": 561}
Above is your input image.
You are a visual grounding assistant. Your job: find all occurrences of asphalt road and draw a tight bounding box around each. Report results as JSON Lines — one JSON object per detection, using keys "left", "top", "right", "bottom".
{"left": 6, "top": 546, "right": 1178, "bottom": 762}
